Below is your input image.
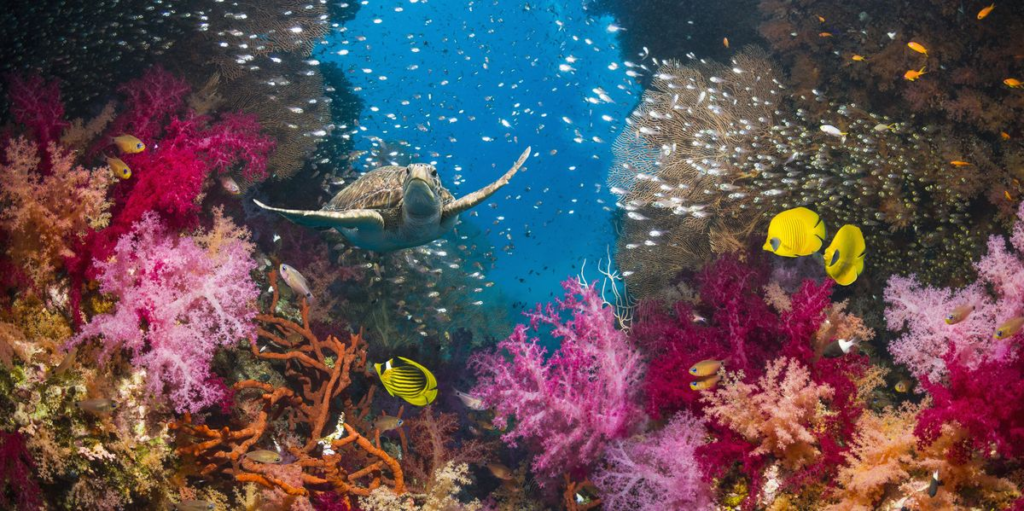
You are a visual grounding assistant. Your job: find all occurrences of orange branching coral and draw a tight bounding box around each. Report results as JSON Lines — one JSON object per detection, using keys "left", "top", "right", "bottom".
{"left": 171, "top": 271, "right": 404, "bottom": 506}
{"left": 704, "top": 357, "right": 834, "bottom": 469}
{"left": 563, "top": 475, "right": 601, "bottom": 511}
{"left": 827, "top": 402, "right": 922, "bottom": 511}
{"left": 828, "top": 404, "right": 1019, "bottom": 510}
{"left": 0, "top": 137, "right": 113, "bottom": 290}
{"left": 812, "top": 300, "right": 875, "bottom": 356}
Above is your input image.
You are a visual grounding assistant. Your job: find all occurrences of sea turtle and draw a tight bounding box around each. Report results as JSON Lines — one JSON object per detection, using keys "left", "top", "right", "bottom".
{"left": 254, "top": 147, "right": 531, "bottom": 251}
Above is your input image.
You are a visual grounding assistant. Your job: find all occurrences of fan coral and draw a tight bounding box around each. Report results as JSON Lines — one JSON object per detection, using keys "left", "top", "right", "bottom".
{"left": 71, "top": 211, "right": 258, "bottom": 413}
{"left": 468, "top": 278, "right": 644, "bottom": 484}
{"left": 703, "top": 357, "right": 834, "bottom": 469}
{"left": 591, "top": 411, "right": 713, "bottom": 511}
{"left": 0, "top": 137, "right": 112, "bottom": 290}
{"left": 885, "top": 201, "right": 1024, "bottom": 385}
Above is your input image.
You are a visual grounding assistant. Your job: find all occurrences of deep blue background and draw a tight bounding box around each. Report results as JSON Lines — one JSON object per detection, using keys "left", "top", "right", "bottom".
{"left": 318, "top": 0, "right": 640, "bottom": 310}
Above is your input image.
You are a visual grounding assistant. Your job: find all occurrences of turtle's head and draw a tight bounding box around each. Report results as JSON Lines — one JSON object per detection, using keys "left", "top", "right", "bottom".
{"left": 402, "top": 163, "right": 441, "bottom": 220}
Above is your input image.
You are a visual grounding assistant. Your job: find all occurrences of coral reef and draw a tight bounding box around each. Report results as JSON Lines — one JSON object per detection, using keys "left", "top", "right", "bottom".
{"left": 172, "top": 270, "right": 403, "bottom": 507}
{"left": 468, "top": 278, "right": 644, "bottom": 484}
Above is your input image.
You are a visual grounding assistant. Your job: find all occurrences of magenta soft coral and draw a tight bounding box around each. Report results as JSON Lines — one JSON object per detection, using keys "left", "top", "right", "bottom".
{"left": 468, "top": 278, "right": 644, "bottom": 485}
{"left": 915, "top": 344, "right": 1024, "bottom": 460}
{"left": 71, "top": 211, "right": 259, "bottom": 413}
{"left": 635, "top": 254, "right": 788, "bottom": 418}
{"left": 0, "top": 430, "right": 43, "bottom": 510}
{"left": 6, "top": 74, "right": 68, "bottom": 173}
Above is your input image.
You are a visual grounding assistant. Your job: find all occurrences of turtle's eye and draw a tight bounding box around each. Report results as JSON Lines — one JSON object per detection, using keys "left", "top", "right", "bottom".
{"left": 431, "top": 169, "right": 437, "bottom": 177}
{"left": 405, "top": 167, "right": 411, "bottom": 175}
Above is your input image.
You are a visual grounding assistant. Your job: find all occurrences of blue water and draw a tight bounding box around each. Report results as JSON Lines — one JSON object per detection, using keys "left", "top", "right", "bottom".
{"left": 318, "top": 0, "right": 640, "bottom": 310}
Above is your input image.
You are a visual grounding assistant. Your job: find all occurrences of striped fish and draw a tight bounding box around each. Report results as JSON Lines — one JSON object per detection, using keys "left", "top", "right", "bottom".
{"left": 374, "top": 356, "right": 438, "bottom": 406}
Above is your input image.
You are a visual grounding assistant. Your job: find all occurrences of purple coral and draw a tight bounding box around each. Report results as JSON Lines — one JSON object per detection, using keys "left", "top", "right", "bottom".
{"left": 468, "top": 278, "right": 644, "bottom": 484}
{"left": 71, "top": 212, "right": 258, "bottom": 413}
{"left": 885, "top": 202, "right": 1024, "bottom": 384}
{"left": 592, "top": 412, "right": 713, "bottom": 511}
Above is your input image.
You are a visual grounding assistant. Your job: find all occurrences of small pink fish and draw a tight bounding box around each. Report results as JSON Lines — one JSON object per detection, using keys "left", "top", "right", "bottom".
{"left": 279, "top": 264, "right": 313, "bottom": 303}
{"left": 220, "top": 176, "right": 241, "bottom": 196}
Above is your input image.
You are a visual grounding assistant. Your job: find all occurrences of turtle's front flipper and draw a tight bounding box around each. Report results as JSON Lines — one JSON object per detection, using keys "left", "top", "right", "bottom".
{"left": 253, "top": 200, "right": 385, "bottom": 230}
{"left": 442, "top": 146, "right": 530, "bottom": 218}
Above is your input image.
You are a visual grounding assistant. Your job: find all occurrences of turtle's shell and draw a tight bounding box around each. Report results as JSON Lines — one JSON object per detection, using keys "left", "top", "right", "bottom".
{"left": 325, "top": 166, "right": 455, "bottom": 212}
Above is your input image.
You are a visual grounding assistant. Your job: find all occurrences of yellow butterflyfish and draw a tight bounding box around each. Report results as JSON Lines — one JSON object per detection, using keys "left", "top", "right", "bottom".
{"left": 823, "top": 224, "right": 866, "bottom": 286}
{"left": 375, "top": 356, "right": 438, "bottom": 406}
{"left": 113, "top": 134, "right": 145, "bottom": 154}
{"left": 106, "top": 156, "right": 132, "bottom": 180}
{"left": 763, "top": 207, "right": 826, "bottom": 257}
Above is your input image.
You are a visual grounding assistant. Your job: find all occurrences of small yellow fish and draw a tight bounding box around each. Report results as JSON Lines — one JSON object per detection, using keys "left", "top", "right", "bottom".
{"left": 107, "top": 156, "right": 131, "bottom": 180}
{"left": 817, "top": 15, "right": 825, "bottom": 22}
{"left": 373, "top": 415, "right": 405, "bottom": 432}
{"left": 487, "top": 463, "right": 515, "bottom": 481}
{"left": 1002, "top": 132, "right": 1011, "bottom": 140}
{"left": 945, "top": 304, "right": 974, "bottom": 325}
{"left": 764, "top": 207, "right": 827, "bottom": 257}
{"left": 245, "top": 449, "right": 282, "bottom": 464}
{"left": 978, "top": 3, "right": 995, "bottom": 20}
{"left": 690, "top": 374, "right": 721, "bottom": 391}
{"left": 1007, "top": 190, "right": 1014, "bottom": 201}
{"left": 723, "top": 37, "right": 730, "bottom": 48}
{"left": 895, "top": 379, "right": 913, "bottom": 393}
{"left": 994, "top": 317, "right": 1024, "bottom": 339}
{"left": 375, "top": 356, "right": 438, "bottom": 407}
{"left": 77, "top": 398, "right": 118, "bottom": 415}
{"left": 1005, "top": 78, "right": 1023, "bottom": 88}
{"left": 174, "top": 500, "right": 215, "bottom": 511}
{"left": 904, "top": 67, "right": 926, "bottom": 81}
{"left": 113, "top": 134, "right": 145, "bottom": 154}
{"left": 688, "top": 360, "right": 723, "bottom": 378}
{"left": 819, "top": 32, "right": 833, "bottom": 37}
{"left": 851, "top": 54, "right": 866, "bottom": 61}
{"left": 949, "top": 161, "right": 971, "bottom": 167}
{"left": 907, "top": 42, "right": 928, "bottom": 56}
{"left": 824, "top": 225, "right": 866, "bottom": 286}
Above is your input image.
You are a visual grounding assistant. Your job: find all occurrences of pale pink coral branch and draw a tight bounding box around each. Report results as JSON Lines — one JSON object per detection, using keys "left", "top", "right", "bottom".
{"left": 469, "top": 279, "right": 644, "bottom": 484}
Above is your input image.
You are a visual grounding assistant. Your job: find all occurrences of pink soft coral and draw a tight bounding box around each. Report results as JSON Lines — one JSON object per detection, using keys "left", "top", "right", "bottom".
{"left": 71, "top": 212, "right": 258, "bottom": 413}
{"left": 468, "top": 278, "right": 644, "bottom": 484}
{"left": 885, "top": 201, "right": 1024, "bottom": 384}
{"left": 592, "top": 411, "right": 713, "bottom": 511}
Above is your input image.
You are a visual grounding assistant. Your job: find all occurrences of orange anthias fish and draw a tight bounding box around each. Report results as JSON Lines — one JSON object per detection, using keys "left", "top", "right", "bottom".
{"left": 1005, "top": 78, "right": 1023, "bottom": 88}
{"left": 851, "top": 54, "right": 865, "bottom": 61}
{"left": 907, "top": 42, "right": 928, "bottom": 56}
{"left": 723, "top": 37, "right": 730, "bottom": 48}
{"left": 819, "top": 32, "right": 833, "bottom": 37}
{"left": 978, "top": 3, "right": 995, "bottom": 20}
{"left": 1002, "top": 132, "right": 1012, "bottom": 140}
{"left": 904, "top": 67, "right": 926, "bottom": 81}
{"left": 949, "top": 161, "right": 971, "bottom": 167}
{"left": 817, "top": 15, "right": 825, "bottom": 22}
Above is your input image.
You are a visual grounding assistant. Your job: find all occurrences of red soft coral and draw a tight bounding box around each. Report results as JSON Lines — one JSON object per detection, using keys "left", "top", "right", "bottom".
{"left": 6, "top": 74, "right": 69, "bottom": 173}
